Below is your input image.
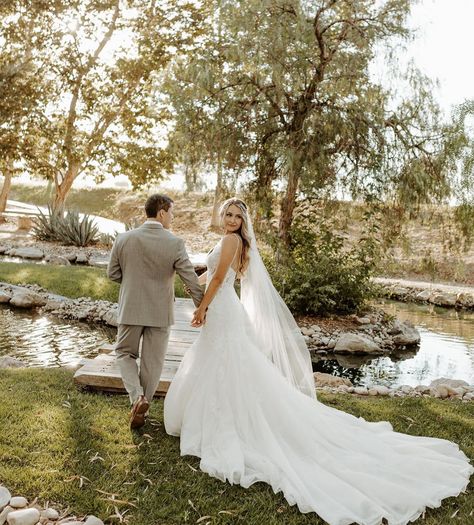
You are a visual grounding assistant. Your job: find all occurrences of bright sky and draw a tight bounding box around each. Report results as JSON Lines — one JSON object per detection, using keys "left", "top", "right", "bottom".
{"left": 405, "top": 0, "right": 474, "bottom": 113}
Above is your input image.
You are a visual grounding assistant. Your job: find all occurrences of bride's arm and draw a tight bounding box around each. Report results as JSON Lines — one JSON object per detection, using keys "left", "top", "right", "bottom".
{"left": 191, "top": 235, "right": 240, "bottom": 327}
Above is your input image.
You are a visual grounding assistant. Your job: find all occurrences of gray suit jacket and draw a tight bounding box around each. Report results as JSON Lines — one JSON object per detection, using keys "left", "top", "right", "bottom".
{"left": 107, "top": 222, "right": 204, "bottom": 327}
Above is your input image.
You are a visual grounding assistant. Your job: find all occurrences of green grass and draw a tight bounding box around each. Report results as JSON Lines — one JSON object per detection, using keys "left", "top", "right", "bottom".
{"left": 0, "top": 262, "right": 185, "bottom": 302}
{"left": 0, "top": 368, "right": 472, "bottom": 525}
{"left": 9, "top": 184, "right": 123, "bottom": 218}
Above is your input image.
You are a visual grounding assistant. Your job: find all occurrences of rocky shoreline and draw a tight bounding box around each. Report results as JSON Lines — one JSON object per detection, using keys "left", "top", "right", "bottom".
{"left": 2, "top": 281, "right": 474, "bottom": 402}
{"left": 375, "top": 277, "right": 474, "bottom": 309}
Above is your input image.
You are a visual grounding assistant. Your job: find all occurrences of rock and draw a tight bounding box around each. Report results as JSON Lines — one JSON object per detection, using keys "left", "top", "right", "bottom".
{"left": 0, "top": 292, "right": 11, "bottom": 303}
{"left": 8, "top": 498, "right": 26, "bottom": 509}
{"left": 9, "top": 248, "right": 44, "bottom": 260}
{"left": 310, "top": 325, "right": 321, "bottom": 332}
{"left": 456, "top": 292, "right": 474, "bottom": 308}
{"left": 74, "top": 253, "right": 89, "bottom": 264}
{"left": 368, "top": 388, "right": 378, "bottom": 396}
{"left": 392, "top": 286, "right": 410, "bottom": 297}
{"left": 45, "top": 255, "right": 71, "bottom": 266}
{"left": 414, "top": 385, "right": 430, "bottom": 394}
{"left": 40, "top": 509, "right": 59, "bottom": 521}
{"left": 10, "top": 292, "right": 47, "bottom": 308}
{"left": 0, "top": 487, "right": 11, "bottom": 510}
{"left": 354, "top": 386, "right": 368, "bottom": 395}
{"left": 84, "top": 516, "right": 104, "bottom": 525}
{"left": 88, "top": 256, "right": 109, "bottom": 268}
{"left": 64, "top": 253, "right": 77, "bottom": 263}
{"left": 430, "top": 292, "right": 457, "bottom": 307}
{"left": 391, "top": 321, "right": 420, "bottom": 346}
{"left": 0, "top": 245, "right": 9, "bottom": 255}
{"left": 463, "top": 392, "right": 474, "bottom": 401}
{"left": 415, "top": 289, "right": 432, "bottom": 302}
{"left": 431, "top": 385, "right": 449, "bottom": 399}
{"left": 301, "top": 327, "right": 313, "bottom": 336}
{"left": 6, "top": 508, "right": 40, "bottom": 525}
{"left": 313, "top": 372, "right": 353, "bottom": 388}
{"left": 375, "top": 386, "right": 390, "bottom": 396}
{"left": 355, "top": 316, "right": 371, "bottom": 325}
{"left": 430, "top": 378, "right": 470, "bottom": 389}
{"left": 0, "top": 357, "right": 25, "bottom": 369}
{"left": 102, "top": 309, "right": 118, "bottom": 327}
{"left": 334, "top": 333, "right": 382, "bottom": 354}
{"left": 0, "top": 506, "right": 13, "bottom": 525}
{"left": 399, "top": 385, "right": 413, "bottom": 394}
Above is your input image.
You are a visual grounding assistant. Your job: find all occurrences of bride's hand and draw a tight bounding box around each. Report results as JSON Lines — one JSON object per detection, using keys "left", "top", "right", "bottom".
{"left": 191, "top": 307, "right": 207, "bottom": 327}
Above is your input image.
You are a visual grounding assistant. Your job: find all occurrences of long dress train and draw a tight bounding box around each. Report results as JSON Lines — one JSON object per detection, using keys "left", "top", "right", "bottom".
{"left": 164, "top": 240, "right": 473, "bottom": 525}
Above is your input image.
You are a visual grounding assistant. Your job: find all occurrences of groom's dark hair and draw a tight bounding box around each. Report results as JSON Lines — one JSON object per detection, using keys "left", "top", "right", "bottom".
{"left": 145, "top": 194, "right": 174, "bottom": 218}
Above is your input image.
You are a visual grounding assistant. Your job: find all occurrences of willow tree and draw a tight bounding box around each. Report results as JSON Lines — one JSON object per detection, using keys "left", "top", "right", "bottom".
{"left": 165, "top": 0, "right": 464, "bottom": 246}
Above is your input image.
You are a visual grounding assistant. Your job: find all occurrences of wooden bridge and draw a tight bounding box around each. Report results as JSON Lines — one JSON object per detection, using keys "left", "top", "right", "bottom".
{"left": 73, "top": 298, "right": 199, "bottom": 397}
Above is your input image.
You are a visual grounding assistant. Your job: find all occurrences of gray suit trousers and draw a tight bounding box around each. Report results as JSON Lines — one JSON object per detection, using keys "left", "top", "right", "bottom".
{"left": 115, "top": 324, "right": 170, "bottom": 404}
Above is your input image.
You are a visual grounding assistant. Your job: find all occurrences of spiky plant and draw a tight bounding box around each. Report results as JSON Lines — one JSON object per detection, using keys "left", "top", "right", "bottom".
{"left": 31, "top": 206, "right": 63, "bottom": 241}
{"left": 56, "top": 211, "right": 100, "bottom": 247}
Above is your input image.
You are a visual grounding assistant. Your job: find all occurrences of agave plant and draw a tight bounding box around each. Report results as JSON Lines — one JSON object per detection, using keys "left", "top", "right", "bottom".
{"left": 31, "top": 206, "right": 63, "bottom": 241}
{"left": 57, "top": 211, "right": 100, "bottom": 247}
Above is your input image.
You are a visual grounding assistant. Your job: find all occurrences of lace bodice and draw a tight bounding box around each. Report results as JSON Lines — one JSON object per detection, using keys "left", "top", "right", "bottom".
{"left": 206, "top": 238, "right": 237, "bottom": 289}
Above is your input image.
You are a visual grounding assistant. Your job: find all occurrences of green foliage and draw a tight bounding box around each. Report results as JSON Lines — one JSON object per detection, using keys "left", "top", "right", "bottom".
{"left": 265, "top": 204, "right": 382, "bottom": 315}
{"left": 32, "top": 207, "right": 99, "bottom": 247}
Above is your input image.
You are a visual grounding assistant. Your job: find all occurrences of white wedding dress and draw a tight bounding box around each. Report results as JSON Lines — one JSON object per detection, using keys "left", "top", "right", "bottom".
{"left": 164, "top": 239, "right": 473, "bottom": 525}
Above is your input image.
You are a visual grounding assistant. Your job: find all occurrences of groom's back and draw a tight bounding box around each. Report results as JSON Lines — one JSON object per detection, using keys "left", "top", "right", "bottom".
{"left": 109, "top": 223, "right": 181, "bottom": 327}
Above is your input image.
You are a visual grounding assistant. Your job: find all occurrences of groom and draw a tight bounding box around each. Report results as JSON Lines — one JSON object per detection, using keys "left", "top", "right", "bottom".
{"left": 107, "top": 193, "right": 204, "bottom": 429}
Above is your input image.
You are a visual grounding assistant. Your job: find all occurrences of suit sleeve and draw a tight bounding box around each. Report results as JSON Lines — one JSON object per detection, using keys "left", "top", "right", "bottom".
{"left": 107, "top": 237, "right": 122, "bottom": 283}
{"left": 174, "top": 239, "right": 204, "bottom": 307}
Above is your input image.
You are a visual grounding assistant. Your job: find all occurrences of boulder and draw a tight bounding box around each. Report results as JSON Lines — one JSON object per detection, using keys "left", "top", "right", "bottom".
{"left": 0, "top": 357, "right": 25, "bottom": 369}
{"left": 9, "top": 291, "right": 47, "bottom": 308}
{"left": 353, "top": 386, "right": 369, "bottom": 395}
{"left": 0, "top": 486, "right": 11, "bottom": 510}
{"left": 391, "top": 321, "right": 420, "bottom": 346}
{"left": 313, "top": 372, "right": 353, "bottom": 388}
{"left": 84, "top": 516, "right": 104, "bottom": 525}
{"left": 75, "top": 253, "right": 89, "bottom": 264}
{"left": 102, "top": 308, "right": 118, "bottom": 327}
{"left": 456, "top": 292, "right": 474, "bottom": 308}
{"left": 40, "top": 508, "right": 59, "bottom": 521}
{"left": 45, "top": 255, "right": 71, "bottom": 266}
{"left": 0, "top": 292, "right": 11, "bottom": 303}
{"left": 430, "top": 292, "right": 457, "bottom": 307}
{"left": 334, "top": 333, "right": 382, "bottom": 354}
{"left": 415, "top": 289, "right": 432, "bottom": 302}
{"left": 6, "top": 508, "right": 40, "bottom": 525}
{"left": 430, "top": 378, "right": 470, "bottom": 389}
{"left": 374, "top": 385, "right": 390, "bottom": 396}
{"left": 64, "top": 253, "right": 78, "bottom": 263}
{"left": 0, "top": 245, "right": 9, "bottom": 255}
{"left": 0, "top": 506, "right": 13, "bottom": 525}
{"left": 9, "top": 248, "right": 44, "bottom": 260}
{"left": 8, "top": 499, "right": 26, "bottom": 510}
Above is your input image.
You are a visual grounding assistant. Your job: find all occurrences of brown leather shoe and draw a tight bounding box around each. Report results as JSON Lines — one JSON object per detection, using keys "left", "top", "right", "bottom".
{"left": 130, "top": 395, "right": 150, "bottom": 429}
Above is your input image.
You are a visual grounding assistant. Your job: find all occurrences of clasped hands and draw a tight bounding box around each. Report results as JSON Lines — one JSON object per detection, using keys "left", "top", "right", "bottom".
{"left": 184, "top": 284, "right": 207, "bottom": 327}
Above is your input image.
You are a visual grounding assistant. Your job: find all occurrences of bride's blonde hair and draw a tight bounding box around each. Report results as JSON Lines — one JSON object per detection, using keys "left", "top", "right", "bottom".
{"left": 219, "top": 197, "right": 251, "bottom": 274}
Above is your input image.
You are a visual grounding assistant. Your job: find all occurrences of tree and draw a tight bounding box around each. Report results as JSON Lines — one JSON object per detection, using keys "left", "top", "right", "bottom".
{"left": 164, "top": 0, "right": 464, "bottom": 246}
{"left": 15, "top": 0, "right": 206, "bottom": 211}
{"left": 0, "top": 2, "right": 55, "bottom": 218}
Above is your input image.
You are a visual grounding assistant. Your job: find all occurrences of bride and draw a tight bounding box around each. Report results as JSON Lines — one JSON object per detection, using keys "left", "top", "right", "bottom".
{"left": 164, "top": 197, "right": 472, "bottom": 525}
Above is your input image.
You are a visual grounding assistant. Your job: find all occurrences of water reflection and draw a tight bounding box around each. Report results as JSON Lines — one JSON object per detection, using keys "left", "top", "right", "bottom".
{"left": 0, "top": 305, "right": 115, "bottom": 367}
{"left": 313, "top": 300, "right": 474, "bottom": 388}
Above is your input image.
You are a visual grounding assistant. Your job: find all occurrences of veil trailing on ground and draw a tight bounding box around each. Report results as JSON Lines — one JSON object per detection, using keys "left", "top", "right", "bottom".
{"left": 240, "top": 218, "right": 316, "bottom": 399}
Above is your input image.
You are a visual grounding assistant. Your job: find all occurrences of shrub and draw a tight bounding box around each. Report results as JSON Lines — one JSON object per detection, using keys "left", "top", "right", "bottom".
{"left": 264, "top": 207, "right": 382, "bottom": 316}
{"left": 31, "top": 206, "right": 63, "bottom": 241}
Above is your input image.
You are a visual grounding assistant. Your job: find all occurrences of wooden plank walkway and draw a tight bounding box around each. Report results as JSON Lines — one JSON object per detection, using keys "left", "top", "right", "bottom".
{"left": 73, "top": 298, "right": 199, "bottom": 397}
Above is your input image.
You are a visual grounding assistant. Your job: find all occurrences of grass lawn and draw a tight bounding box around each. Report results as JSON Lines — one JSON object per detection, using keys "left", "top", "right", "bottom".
{"left": 9, "top": 184, "right": 123, "bottom": 219}
{"left": 0, "top": 262, "right": 186, "bottom": 302}
{"left": 0, "top": 368, "right": 472, "bottom": 525}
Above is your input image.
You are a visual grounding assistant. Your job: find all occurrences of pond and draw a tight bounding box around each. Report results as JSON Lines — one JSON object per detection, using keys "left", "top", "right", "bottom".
{"left": 0, "top": 305, "right": 115, "bottom": 368}
{"left": 2, "top": 300, "right": 474, "bottom": 389}
{"left": 312, "top": 300, "right": 474, "bottom": 388}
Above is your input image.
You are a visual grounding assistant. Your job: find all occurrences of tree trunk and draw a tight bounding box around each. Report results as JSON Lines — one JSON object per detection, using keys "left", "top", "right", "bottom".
{"left": 278, "top": 166, "right": 299, "bottom": 248}
{"left": 210, "top": 153, "right": 224, "bottom": 229}
{"left": 53, "top": 164, "right": 79, "bottom": 212}
{"left": 0, "top": 158, "right": 14, "bottom": 222}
